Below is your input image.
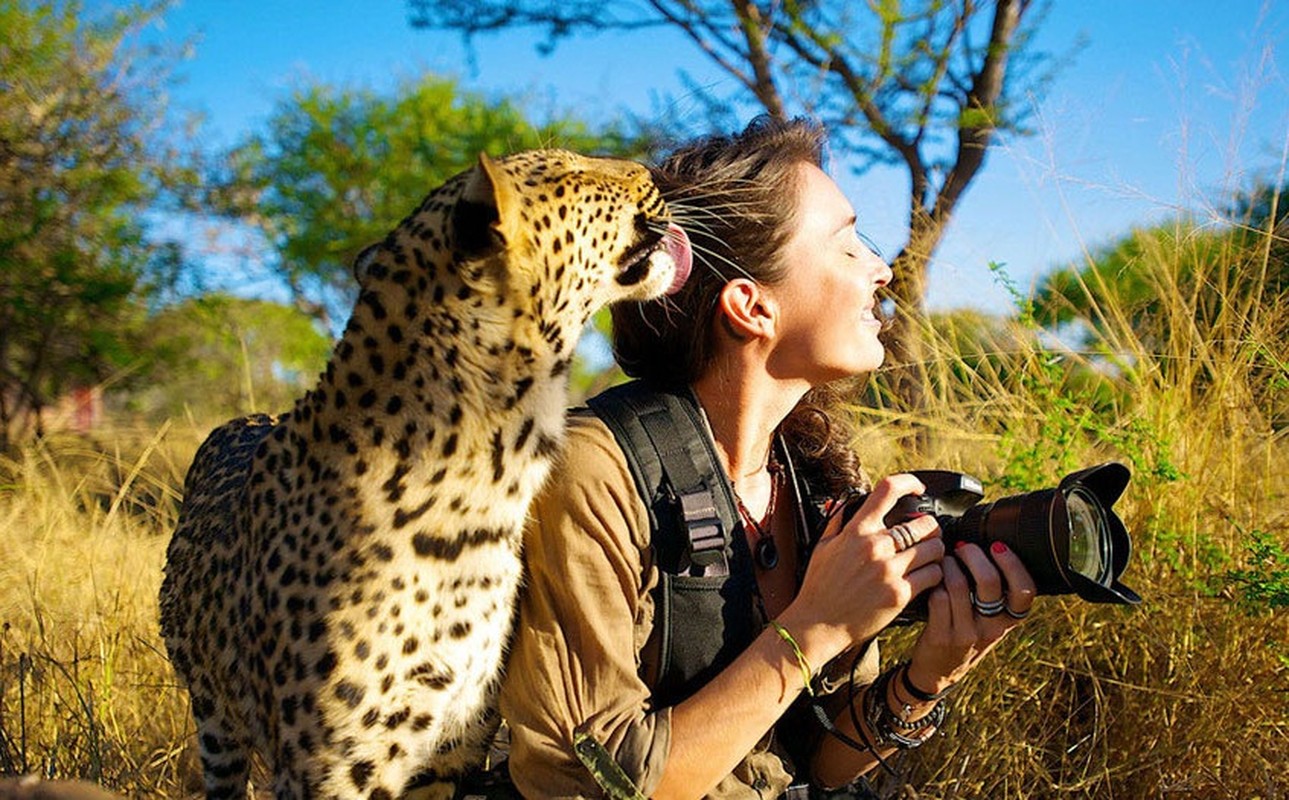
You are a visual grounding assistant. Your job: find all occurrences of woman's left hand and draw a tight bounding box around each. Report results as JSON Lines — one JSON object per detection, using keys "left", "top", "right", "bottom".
{"left": 905, "top": 540, "right": 1037, "bottom": 695}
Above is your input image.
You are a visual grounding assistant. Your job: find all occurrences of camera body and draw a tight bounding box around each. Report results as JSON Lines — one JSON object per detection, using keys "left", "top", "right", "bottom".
{"left": 837, "top": 464, "right": 1141, "bottom": 623}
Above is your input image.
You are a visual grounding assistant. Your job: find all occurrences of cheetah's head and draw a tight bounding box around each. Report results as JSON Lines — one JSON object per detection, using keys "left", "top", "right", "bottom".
{"left": 448, "top": 150, "right": 691, "bottom": 322}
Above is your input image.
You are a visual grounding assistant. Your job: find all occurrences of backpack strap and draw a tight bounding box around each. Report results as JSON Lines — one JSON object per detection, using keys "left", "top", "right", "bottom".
{"left": 585, "top": 381, "right": 736, "bottom": 576}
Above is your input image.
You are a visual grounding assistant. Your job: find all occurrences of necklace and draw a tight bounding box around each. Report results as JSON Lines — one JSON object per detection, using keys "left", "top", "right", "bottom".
{"left": 733, "top": 458, "right": 783, "bottom": 571}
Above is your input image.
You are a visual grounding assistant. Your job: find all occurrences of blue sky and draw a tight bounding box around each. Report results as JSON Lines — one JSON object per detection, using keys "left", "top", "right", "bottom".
{"left": 111, "top": 0, "right": 1288, "bottom": 313}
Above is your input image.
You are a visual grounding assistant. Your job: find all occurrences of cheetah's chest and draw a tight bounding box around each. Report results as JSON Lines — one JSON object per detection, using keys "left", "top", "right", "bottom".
{"left": 318, "top": 541, "right": 522, "bottom": 741}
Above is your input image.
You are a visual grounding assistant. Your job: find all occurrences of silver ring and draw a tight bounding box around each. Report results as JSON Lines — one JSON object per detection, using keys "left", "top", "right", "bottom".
{"left": 1005, "top": 606, "right": 1031, "bottom": 620}
{"left": 887, "top": 523, "right": 916, "bottom": 552}
{"left": 897, "top": 524, "right": 917, "bottom": 549}
{"left": 971, "top": 592, "right": 1007, "bottom": 617}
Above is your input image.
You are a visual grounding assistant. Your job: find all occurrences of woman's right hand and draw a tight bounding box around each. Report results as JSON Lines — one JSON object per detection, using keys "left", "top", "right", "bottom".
{"left": 783, "top": 474, "right": 946, "bottom": 661}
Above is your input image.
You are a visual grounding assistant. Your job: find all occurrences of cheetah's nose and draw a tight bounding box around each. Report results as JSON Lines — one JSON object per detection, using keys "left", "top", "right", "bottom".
{"left": 665, "top": 224, "right": 692, "bottom": 295}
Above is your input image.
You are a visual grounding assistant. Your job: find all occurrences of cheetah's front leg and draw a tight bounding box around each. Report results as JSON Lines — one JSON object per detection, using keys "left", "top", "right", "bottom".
{"left": 403, "top": 703, "right": 503, "bottom": 800}
{"left": 189, "top": 677, "right": 253, "bottom": 800}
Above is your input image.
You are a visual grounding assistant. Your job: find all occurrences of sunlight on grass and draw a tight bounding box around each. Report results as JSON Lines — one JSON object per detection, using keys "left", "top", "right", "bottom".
{"left": 0, "top": 428, "right": 202, "bottom": 796}
{"left": 1, "top": 169, "right": 1285, "bottom": 800}
{"left": 852, "top": 180, "right": 1288, "bottom": 797}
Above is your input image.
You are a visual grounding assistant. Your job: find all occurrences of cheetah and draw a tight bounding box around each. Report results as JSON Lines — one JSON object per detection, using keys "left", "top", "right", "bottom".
{"left": 159, "top": 150, "right": 692, "bottom": 800}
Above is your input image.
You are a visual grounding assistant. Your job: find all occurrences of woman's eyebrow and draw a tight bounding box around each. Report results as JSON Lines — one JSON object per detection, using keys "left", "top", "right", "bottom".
{"left": 834, "top": 214, "right": 858, "bottom": 235}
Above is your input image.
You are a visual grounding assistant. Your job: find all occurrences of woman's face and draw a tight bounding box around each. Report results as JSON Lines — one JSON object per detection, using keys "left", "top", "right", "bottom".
{"left": 767, "top": 163, "right": 893, "bottom": 384}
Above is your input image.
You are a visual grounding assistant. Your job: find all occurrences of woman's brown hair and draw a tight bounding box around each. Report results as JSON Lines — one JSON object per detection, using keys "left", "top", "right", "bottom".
{"left": 612, "top": 116, "right": 867, "bottom": 494}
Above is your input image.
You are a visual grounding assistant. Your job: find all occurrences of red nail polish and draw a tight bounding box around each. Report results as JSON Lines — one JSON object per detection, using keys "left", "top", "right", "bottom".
{"left": 991, "top": 541, "right": 1008, "bottom": 554}
{"left": 955, "top": 541, "right": 968, "bottom": 550}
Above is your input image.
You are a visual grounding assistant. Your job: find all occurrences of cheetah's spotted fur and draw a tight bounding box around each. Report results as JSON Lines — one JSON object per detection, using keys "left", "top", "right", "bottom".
{"left": 160, "top": 150, "right": 690, "bottom": 799}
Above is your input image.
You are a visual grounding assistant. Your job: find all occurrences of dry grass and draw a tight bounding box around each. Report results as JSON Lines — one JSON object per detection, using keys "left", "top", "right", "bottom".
{"left": 0, "top": 424, "right": 205, "bottom": 797}
{"left": 1, "top": 211, "right": 1285, "bottom": 798}
{"left": 857, "top": 204, "right": 1289, "bottom": 797}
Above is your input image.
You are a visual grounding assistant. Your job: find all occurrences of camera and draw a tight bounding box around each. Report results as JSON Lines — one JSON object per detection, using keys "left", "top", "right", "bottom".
{"left": 837, "top": 463, "right": 1141, "bottom": 623}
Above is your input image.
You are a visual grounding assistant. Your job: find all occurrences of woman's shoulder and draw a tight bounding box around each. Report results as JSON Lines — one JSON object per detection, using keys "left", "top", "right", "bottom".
{"left": 561, "top": 411, "right": 628, "bottom": 470}
{"left": 530, "top": 411, "right": 651, "bottom": 552}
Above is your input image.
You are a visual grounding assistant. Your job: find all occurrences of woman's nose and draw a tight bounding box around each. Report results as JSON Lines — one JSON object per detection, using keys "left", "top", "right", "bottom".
{"left": 869, "top": 251, "right": 893, "bottom": 287}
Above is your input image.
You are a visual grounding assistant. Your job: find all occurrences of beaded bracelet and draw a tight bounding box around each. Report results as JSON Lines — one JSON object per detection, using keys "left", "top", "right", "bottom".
{"left": 862, "top": 666, "right": 948, "bottom": 749}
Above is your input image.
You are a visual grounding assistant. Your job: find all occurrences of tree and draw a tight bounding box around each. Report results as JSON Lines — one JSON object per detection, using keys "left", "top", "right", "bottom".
{"left": 209, "top": 76, "right": 649, "bottom": 330}
{"left": 1229, "top": 179, "right": 1289, "bottom": 290}
{"left": 132, "top": 294, "right": 332, "bottom": 421}
{"left": 1033, "top": 181, "right": 1289, "bottom": 428}
{"left": 1033, "top": 183, "right": 1289, "bottom": 340}
{"left": 407, "top": 0, "right": 1065, "bottom": 404}
{"left": 0, "top": 0, "right": 191, "bottom": 448}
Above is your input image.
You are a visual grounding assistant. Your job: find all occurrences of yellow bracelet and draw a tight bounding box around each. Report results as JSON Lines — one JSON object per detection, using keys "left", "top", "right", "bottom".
{"left": 769, "top": 621, "right": 815, "bottom": 696}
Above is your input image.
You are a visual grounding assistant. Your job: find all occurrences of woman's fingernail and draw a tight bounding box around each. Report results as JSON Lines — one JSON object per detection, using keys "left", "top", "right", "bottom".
{"left": 955, "top": 540, "right": 969, "bottom": 550}
{"left": 991, "top": 541, "right": 1009, "bottom": 554}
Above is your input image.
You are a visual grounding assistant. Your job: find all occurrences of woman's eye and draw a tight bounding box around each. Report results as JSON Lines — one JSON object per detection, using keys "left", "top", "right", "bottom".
{"left": 852, "top": 229, "right": 882, "bottom": 259}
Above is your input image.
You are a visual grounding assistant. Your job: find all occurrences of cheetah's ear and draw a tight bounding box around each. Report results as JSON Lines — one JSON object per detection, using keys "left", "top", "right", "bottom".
{"left": 352, "top": 243, "right": 381, "bottom": 288}
{"left": 453, "top": 152, "right": 521, "bottom": 259}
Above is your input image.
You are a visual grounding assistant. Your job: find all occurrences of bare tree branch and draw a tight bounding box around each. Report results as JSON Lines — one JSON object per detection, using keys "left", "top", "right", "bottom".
{"left": 935, "top": 0, "right": 1022, "bottom": 222}
{"left": 646, "top": 0, "right": 759, "bottom": 94}
{"left": 731, "top": 0, "right": 787, "bottom": 118}
{"left": 406, "top": 0, "right": 1059, "bottom": 406}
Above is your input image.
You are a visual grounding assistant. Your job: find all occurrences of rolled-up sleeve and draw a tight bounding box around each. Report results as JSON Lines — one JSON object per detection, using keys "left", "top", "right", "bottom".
{"left": 500, "top": 416, "right": 670, "bottom": 798}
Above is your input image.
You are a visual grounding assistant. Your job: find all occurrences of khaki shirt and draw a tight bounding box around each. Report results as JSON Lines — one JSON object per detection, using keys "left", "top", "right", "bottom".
{"left": 500, "top": 416, "right": 879, "bottom": 799}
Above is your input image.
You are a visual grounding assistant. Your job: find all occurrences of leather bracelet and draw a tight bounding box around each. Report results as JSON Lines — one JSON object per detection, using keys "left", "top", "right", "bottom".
{"left": 898, "top": 661, "right": 952, "bottom": 702}
{"left": 882, "top": 668, "right": 943, "bottom": 731}
{"left": 863, "top": 667, "right": 948, "bottom": 750}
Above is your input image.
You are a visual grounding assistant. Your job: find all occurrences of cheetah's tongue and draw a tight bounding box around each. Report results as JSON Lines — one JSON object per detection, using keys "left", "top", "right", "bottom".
{"left": 664, "top": 223, "right": 692, "bottom": 295}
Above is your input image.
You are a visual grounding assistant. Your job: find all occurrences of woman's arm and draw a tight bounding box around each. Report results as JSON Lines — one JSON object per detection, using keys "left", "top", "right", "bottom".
{"left": 812, "top": 538, "right": 1039, "bottom": 788}
{"left": 505, "top": 425, "right": 957, "bottom": 799}
{"left": 655, "top": 475, "right": 951, "bottom": 798}
{"left": 500, "top": 418, "right": 672, "bottom": 797}
{"left": 809, "top": 667, "right": 941, "bottom": 788}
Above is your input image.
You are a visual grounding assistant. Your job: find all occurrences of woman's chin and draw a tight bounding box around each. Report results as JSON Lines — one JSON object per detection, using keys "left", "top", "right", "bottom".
{"left": 854, "top": 344, "right": 886, "bottom": 374}
{"left": 820, "top": 352, "right": 885, "bottom": 382}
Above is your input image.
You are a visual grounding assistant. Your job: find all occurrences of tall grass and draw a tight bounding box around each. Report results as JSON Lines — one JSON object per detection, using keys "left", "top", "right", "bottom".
{"left": 0, "top": 424, "right": 205, "bottom": 796}
{"left": 0, "top": 212, "right": 1284, "bottom": 798}
{"left": 857, "top": 195, "right": 1288, "bottom": 797}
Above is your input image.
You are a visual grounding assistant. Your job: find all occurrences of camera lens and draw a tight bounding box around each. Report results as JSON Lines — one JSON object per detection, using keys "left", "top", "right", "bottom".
{"left": 1065, "top": 487, "right": 1109, "bottom": 583}
{"left": 881, "top": 463, "right": 1139, "bottom": 623}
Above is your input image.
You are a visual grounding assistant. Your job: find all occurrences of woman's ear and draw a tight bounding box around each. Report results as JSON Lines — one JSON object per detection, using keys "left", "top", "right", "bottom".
{"left": 717, "top": 278, "right": 776, "bottom": 341}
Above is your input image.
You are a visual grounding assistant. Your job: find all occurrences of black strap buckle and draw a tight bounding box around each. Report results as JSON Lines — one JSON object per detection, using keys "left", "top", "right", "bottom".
{"left": 678, "top": 489, "right": 724, "bottom": 567}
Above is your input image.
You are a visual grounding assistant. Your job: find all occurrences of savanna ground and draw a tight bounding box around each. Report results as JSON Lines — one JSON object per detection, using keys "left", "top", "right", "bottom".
{"left": 1, "top": 222, "right": 1286, "bottom": 798}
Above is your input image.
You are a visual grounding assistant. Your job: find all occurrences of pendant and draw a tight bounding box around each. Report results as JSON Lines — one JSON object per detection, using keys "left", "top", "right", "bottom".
{"left": 754, "top": 537, "right": 779, "bottom": 570}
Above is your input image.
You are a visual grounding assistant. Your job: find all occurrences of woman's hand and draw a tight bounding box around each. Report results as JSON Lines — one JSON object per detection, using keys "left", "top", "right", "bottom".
{"left": 785, "top": 474, "right": 946, "bottom": 661}
{"left": 904, "top": 540, "right": 1038, "bottom": 694}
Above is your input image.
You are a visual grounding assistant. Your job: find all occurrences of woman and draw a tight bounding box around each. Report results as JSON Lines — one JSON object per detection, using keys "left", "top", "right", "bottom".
{"left": 498, "top": 117, "right": 1037, "bottom": 798}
